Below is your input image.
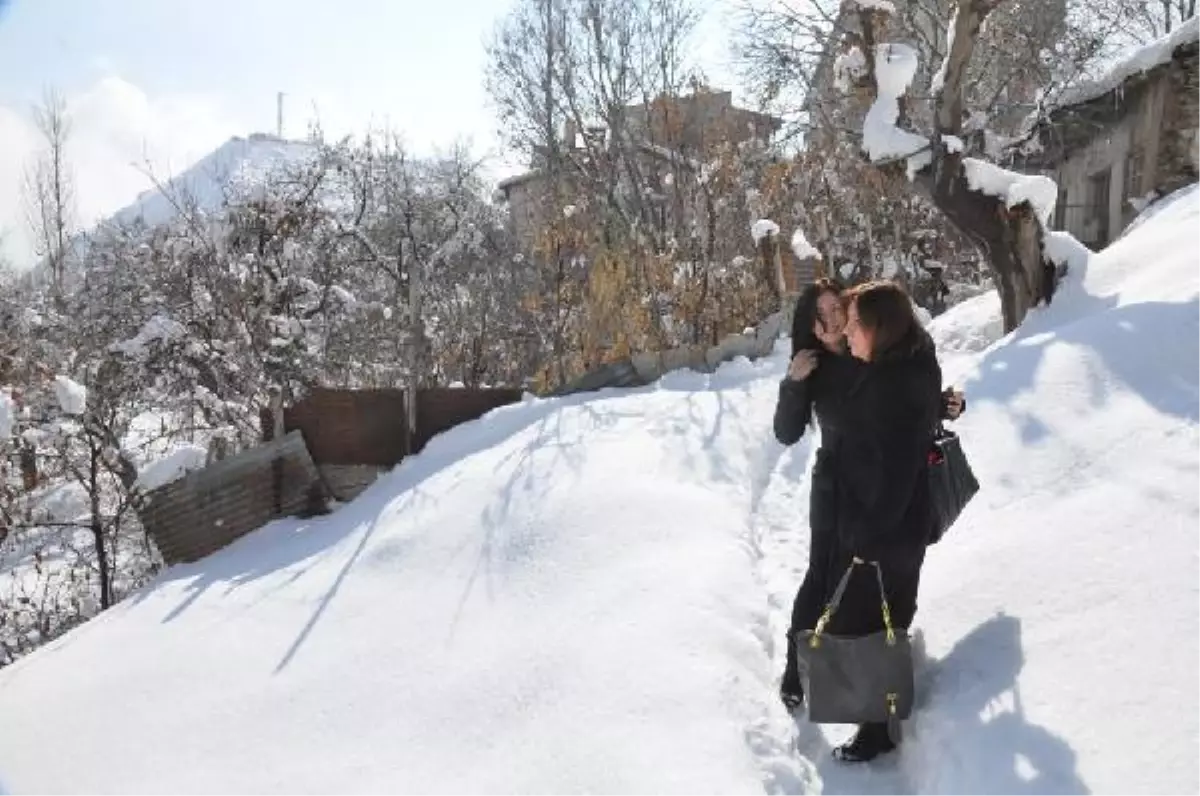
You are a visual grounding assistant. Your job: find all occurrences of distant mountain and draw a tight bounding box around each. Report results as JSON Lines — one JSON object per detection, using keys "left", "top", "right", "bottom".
{"left": 106, "top": 133, "right": 318, "bottom": 229}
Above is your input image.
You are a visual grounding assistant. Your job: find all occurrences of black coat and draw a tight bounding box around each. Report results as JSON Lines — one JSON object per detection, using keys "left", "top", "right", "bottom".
{"left": 774, "top": 338, "right": 942, "bottom": 639}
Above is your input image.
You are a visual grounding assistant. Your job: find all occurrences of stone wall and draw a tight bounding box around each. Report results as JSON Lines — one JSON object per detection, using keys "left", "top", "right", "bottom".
{"left": 1158, "top": 48, "right": 1200, "bottom": 196}
{"left": 552, "top": 311, "right": 784, "bottom": 397}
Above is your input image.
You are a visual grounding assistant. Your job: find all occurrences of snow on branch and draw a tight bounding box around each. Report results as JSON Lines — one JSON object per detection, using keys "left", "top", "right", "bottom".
{"left": 930, "top": 7, "right": 958, "bottom": 96}
{"left": 963, "top": 158, "right": 1058, "bottom": 226}
{"left": 834, "top": 47, "right": 868, "bottom": 92}
{"left": 861, "top": 43, "right": 932, "bottom": 179}
{"left": 750, "top": 219, "right": 780, "bottom": 245}
{"left": 110, "top": 314, "right": 187, "bottom": 359}
{"left": 0, "top": 390, "right": 13, "bottom": 440}
{"left": 848, "top": 0, "right": 897, "bottom": 12}
{"left": 791, "top": 228, "right": 821, "bottom": 260}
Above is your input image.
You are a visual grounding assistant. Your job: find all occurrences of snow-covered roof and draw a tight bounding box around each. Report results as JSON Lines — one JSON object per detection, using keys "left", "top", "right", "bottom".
{"left": 1051, "top": 15, "right": 1199, "bottom": 112}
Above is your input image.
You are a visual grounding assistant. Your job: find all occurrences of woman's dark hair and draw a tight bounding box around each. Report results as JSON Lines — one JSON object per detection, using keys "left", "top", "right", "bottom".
{"left": 790, "top": 278, "right": 843, "bottom": 357}
{"left": 845, "top": 280, "right": 931, "bottom": 361}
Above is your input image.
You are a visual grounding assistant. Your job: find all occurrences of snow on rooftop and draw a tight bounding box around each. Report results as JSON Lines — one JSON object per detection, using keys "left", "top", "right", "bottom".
{"left": 1053, "top": 15, "right": 1199, "bottom": 110}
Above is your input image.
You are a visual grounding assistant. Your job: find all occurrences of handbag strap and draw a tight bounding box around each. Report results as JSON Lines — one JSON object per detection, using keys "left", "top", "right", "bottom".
{"left": 809, "top": 557, "right": 897, "bottom": 647}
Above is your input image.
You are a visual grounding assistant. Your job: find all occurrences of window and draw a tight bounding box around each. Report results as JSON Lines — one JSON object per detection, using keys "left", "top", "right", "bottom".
{"left": 1087, "top": 169, "right": 1111, "bottom": 245}
{"left": 1123, "top": 146, "right": 1145, "bottom": 202}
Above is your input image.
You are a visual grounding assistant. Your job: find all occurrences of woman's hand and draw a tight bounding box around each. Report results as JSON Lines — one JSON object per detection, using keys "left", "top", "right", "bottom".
{"left": 788, "top": 350, "right": 819, "bottom": 381}
{"left": 943, "top": 387, "right": 966, "bottom": 420}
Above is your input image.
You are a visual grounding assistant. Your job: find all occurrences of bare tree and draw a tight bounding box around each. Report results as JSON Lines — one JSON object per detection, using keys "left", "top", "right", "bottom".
{"left": 24, "top": 88, "right": 74, "bottom": 297}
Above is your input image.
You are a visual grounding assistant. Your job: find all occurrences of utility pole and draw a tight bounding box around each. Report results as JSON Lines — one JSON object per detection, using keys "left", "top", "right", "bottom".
{"left": 277, "top": 92, "right": 284, "bottom": 138}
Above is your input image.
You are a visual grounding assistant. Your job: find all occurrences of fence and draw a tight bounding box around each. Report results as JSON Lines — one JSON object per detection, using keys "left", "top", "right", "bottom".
{"left": 139, "top": 431, "right": 321, "bottom": 566}
{"left": 265, "top": 386, "right": 525, "bottom": 501}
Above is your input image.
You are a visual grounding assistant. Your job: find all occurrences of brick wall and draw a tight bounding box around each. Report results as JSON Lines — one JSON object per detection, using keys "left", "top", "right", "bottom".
{"left": 139, "top": 431, "right": 320, "bottom": 565}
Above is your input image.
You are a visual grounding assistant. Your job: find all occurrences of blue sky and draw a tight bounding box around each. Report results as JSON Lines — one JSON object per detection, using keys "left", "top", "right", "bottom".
{"left": 0, "top": 0, "right": 739, "bottom": 267}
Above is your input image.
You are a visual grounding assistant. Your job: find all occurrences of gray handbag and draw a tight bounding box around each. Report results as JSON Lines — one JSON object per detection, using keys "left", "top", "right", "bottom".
{"left": 793, "top": 558, "right": 913, "bottom": 740}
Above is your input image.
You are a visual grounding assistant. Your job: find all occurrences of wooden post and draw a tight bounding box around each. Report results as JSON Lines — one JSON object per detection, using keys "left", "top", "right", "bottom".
{"left": 269, "top": 386, "right": 284, "bottom": 515}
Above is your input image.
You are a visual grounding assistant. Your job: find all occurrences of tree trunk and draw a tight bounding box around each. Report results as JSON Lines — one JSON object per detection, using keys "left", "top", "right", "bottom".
{"left": 859, "top": 0, "right": 1052, "bottom": 334}
{"left": 89, "top": 446, "right": 112, "bottom": 609}
{"left": 918, "top": 155, "right": 1048, "bottom": 334}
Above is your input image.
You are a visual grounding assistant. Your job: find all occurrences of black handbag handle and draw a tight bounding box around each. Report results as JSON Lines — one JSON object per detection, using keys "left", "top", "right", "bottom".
{"left": 809, "top": 558, "right": 897, "bottom": 648}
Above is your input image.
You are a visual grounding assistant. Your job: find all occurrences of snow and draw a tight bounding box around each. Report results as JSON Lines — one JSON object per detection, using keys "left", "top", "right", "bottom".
{"left": 109, "top": 134, "right": 318, "bottom": 230}
{"left": 0, "top": 188, "right": 1197, "bottom": 793}
{"left": 53, "top": 376, "right": 87, "bottom": 416}
{"left": 941, "top": 134, "right": 965, "bottom": 154}
{"left": 0, "top": 390, "right": 13, "bottom": 441}
{"left": 563, "top": 205, "right": 578, "bottom": 219}
{"left": 1043, "top": 229, "right": 1093, "bottom": 272}
{"left": 930, "top": 8, "right": 958, "bottom": 96}
{"left": 861, "top": 43, "right": 931, "bottom": 177}
{"left": 963, "top": 157, "right": 1058, "bottom": 226}
{"left": 110, "top": 314, "right": 188, "bottom": 358}
{"left": 1054, "top": 15, "right": 1199, "bottom": 110}
{"left": 790, "top": 228, "right": 820, "bottom": 261}
{"left": 833, "top": 46, "right": 867, "bottom": 92}
{"left": 849, "top": 0, "right": 896, "bottom": 12}
{"left": 133, "top": 444, "right": 209, "bottom": 493}
{"left": 751, "top": 218, "right": 780, "bottom": 244}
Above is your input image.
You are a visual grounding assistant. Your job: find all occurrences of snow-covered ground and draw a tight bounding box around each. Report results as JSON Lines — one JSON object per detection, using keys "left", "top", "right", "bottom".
{"left": 0, "top": 187, "right": 1197, "bottom": 794}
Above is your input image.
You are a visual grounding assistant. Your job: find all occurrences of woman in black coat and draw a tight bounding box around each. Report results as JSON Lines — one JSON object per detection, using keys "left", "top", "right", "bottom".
{"left": 773, "top": 279, "right": 865, "bottom": 711}
{"left": 774, "top": 280, "right": 963, "bottom": 762}
{"left": 821, "top": 280, "right": 945, "bottom": 763}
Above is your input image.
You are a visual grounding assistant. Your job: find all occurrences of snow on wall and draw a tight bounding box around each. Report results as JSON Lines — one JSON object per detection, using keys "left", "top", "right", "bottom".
{"left": 134, "top": 445, "right": 209, "bottom": 493}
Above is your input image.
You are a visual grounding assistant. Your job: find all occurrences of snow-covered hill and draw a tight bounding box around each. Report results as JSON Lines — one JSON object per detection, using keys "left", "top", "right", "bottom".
{"left": 106, "top": 132, "right": 317, "bottom": 229}
{"left": 0, "top": 186, "right": 1196, "bottom": 794}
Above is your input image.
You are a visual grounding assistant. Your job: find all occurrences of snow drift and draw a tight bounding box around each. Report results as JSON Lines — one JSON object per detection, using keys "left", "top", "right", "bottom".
{"left": 0, "top": 187, "right": 1197, "bottom": 794}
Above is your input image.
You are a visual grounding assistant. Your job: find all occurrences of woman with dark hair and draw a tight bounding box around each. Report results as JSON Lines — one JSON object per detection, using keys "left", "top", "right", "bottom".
{"left": 773, "top": 278, "right": 864, "bottom": 712}
{"left": 815, "top": 279, "right": 944, "bottom": 763}
{"left": 774, "top": 278, "right": 964, "bottom": 762}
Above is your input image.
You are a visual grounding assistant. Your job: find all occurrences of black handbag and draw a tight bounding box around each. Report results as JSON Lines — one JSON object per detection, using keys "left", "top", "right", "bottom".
{"left": 794, "top": 559, "right": 913, "bottom": 741}
{"left": 927, "top": 423, "right": 979, "bottom": 544}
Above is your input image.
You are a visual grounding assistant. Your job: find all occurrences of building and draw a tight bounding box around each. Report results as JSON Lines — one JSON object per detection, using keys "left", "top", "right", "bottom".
{"left": 495, "top": 89, "right": 783, "bottom": 248}
{"left": 1012, "top": 18, "right": 1199, "bottom": 249}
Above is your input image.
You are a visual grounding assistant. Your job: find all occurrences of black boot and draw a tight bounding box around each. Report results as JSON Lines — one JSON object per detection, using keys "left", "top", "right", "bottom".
{"left": 779, "top": 635, "right": 805, "bottom": 713}
{"left": 832, "top": 722, "right": 897, "bottom": 763}
{"left": 779, "top": 679, "right": 805, "bottom": 713}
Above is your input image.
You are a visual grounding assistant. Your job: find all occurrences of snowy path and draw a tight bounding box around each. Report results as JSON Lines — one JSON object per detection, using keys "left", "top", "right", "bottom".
{"left": 745, "top": 406, "right": 922, "bottom": 796}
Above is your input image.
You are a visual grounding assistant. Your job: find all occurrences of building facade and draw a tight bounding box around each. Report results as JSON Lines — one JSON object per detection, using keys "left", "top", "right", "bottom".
{"left": 1013, "top": 21, "right": 1199, "bottom": 249}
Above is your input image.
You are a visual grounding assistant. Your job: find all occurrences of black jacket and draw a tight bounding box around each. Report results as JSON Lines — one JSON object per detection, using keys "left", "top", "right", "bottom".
{"left": 773, "top": 339, "right": 942, "bottom": 562}
{"left": 837, "top": 337, "right": 942, "bottom": 562}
